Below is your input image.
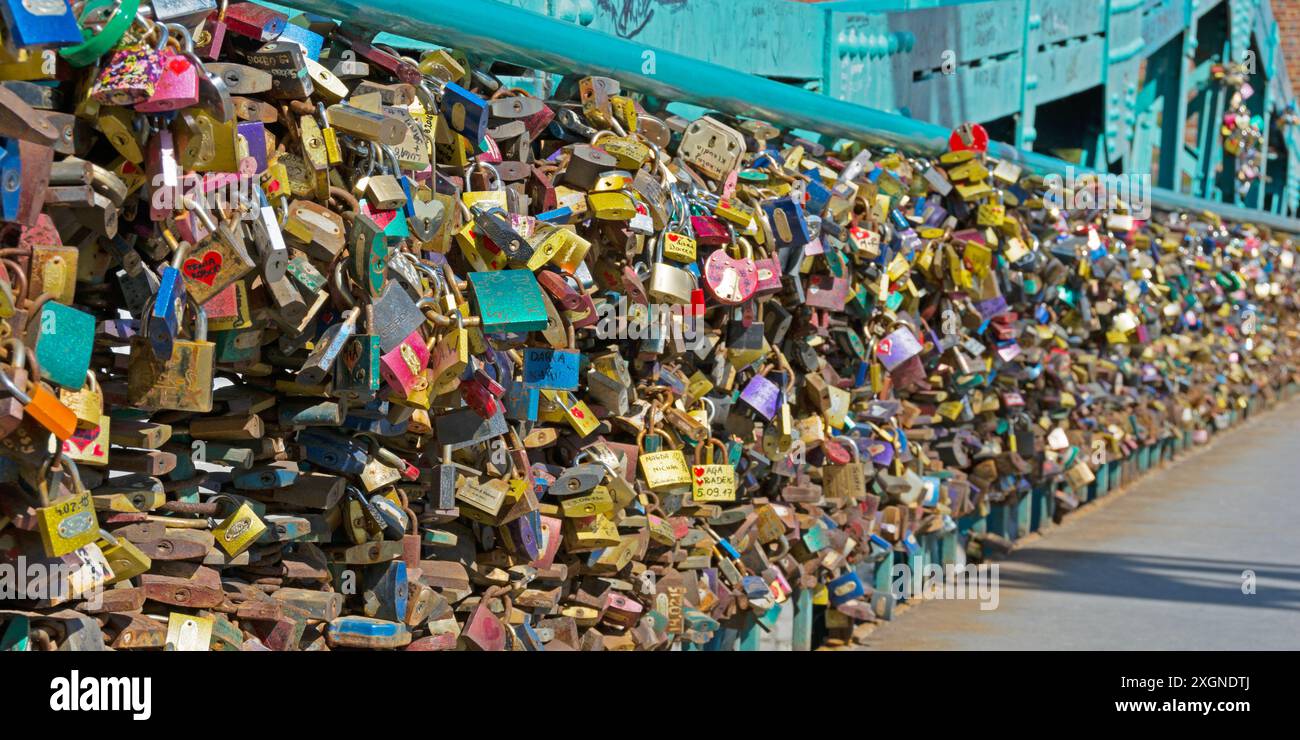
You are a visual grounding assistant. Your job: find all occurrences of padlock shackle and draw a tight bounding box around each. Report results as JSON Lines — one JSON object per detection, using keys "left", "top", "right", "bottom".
{"left": 829, "top": 435, "right": 861, "bottom": 463}
{"left": 0, "top": 365, "right": 30, "bottom": 406}
{"left": 694, "top": 437, "right": 729, "bottom": 465}
{"left": 97, "top": 528, "right": 119, "bottom": 548}
{"left": 1, "top": 335, "right": 28, "bottom": 375}
{"left": 0, "top": 257, "right": 27, "bottom": 300}
{"left": 37, "top": 450, "right": 86, "bottom": 508}
{"left": 144, "top": 280, "right": 207, "bottom": 344}
{"left": 464, "top": 160, "right": 502, "bottom": 192}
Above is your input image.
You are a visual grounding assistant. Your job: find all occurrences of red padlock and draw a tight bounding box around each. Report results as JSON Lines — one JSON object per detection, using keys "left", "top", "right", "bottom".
{"left": 948, "top": 122, "right": 989, "bottom": 153}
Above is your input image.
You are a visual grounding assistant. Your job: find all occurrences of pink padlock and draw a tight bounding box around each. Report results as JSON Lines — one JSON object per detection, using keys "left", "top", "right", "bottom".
{"left": 690, "top": 214, "right": 730, "bottom": 246}
{"left": 135, "top": 49, "right": 199, "bottom": 112}
{"left": 476, "top": 134, "right": 503, "bottom": 164}
{"left": 603, "top": 592, "right": 644, "bottom": 630}
{"left": 379, "top": 329, "right": 430, "bottom": 395}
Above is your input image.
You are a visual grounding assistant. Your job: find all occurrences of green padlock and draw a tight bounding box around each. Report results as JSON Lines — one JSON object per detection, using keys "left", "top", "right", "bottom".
{"left": 30, "top": 296, "right": 95, "bottom": 391}
{"left": 468, "top": 270, "right": 550, "bottom": 333}
{"left": 60, "top": 0, "right": 143, "bottom": 69}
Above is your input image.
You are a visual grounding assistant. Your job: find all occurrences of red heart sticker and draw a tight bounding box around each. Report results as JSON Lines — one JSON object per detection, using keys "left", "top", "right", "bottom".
{"left": 877, "top": 338, "right": 893, "bottom": 356}
{"left": 168, "top": 56, "right": 190, "bottom": 74}
{"left": 667, "top": 233, "right": 678, "bottom": 241}
{"left": 183, "top": 251, "right": 223, "bottom": 286}
{"left": 693, "top": 466, "right": 705, "bottom": 477}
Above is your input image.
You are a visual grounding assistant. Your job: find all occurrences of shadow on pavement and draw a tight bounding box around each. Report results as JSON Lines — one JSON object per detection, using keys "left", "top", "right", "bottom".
{"left": 994, "top": 549, "right": 1300, "bottom": 612}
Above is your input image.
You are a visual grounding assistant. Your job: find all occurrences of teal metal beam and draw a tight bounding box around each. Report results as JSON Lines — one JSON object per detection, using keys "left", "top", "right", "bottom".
{"left": 268, "top": 0, "right": 1300, "bottom": 233}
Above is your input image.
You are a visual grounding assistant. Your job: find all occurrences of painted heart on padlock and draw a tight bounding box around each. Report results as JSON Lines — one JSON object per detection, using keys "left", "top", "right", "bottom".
{"left": 693, "top": 466, "right": 706, "bottom": 483}
{"left": 183, "top": 251, "right": 223, "bottom": 286}
{"left": 66, "top": 427, "right": 98, "bottom": 452}
{"left": 875, "top": 327, "right": 923, "bottom": 371}
{"left": 134, "top": 51, "right": 199, "bottom": 113}
{"left": 703, "top": 249, "right": 758, "bottom": 305}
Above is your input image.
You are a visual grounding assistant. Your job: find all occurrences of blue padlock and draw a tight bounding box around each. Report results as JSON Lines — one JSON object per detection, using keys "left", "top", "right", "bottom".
{"left": 148, "top": 266, "right": 185, "bottom": 360}
{"left": 503, "top": 381, "right": 539, "bottom": 422}
{"left": 298, "top": 429, "right": 368, "bottom": 475}
{"left": 440, "top": 81, "right": 488, "bottom": 145}
{"left": 522, "top": 347, "right": 580, "bottom": 391}
{"left": 535, "top": 206, "right": 575, "bottom": 224}
{"left": 327, "top": 616, "right": 409, "bottom": 649}
{"left": 763, "top": 195, "right": 811, "bottom": 251}
{"left": 278, "top": 22, "right": 325, "bottom": 61}
{"left": 0, "top": 139, "right": 21, "bottom": 221}
{"left": 827, "top": 571, "right": 865, "bottom": 607}
{"left": 0, "top": 0, "right": 83, "bottom": 48}
{"left": 804, "top": 177, "right": 832, "bottom": 213}
{"left": 233, "top": 465, "right": 300, "bottom": 490}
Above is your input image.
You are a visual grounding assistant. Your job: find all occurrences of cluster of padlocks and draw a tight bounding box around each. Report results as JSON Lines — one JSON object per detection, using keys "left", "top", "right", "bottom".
{"left": 0, "top": 1, "right": 1294, "bottom": 651}
{"left": 1213, "top": 61, "right": 1267, "bottom": 196}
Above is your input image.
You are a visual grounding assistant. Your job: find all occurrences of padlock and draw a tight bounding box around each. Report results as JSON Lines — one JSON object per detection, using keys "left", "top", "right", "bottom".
{"left": 128, "top": 291, "right": 215, "bottom": 412}
{"left": 59, "top": 371, "right": 103, "bottom": 430}
{"left": 822, "top": 437, "right": 868, "bottom": 499}
{"left": 691, "top": 438, "right": 736, "bottom": 503}
{"left": 89, "top": 27, "right": 167, "bottom": 107}
{"left": 636, "top": 425, "right": 691, "bottom": 491}
{"left": 28, "top": 294, "right": 95, "bottom": 390}
{"left": 97, "top": 528, "right": 152, "bottom": 585}
{"left": 703, "top": 240, "right": 758, "bottom": 306}
{"left": 379, "top": 329, "right": 430, "bottom": 396}
{"left": 0, "top": 6, "right": 1288, "bottom": 655}
{"left": 0, "top": 341, "right": 77, "bottom": 441}
{"left": 31, "top": 451, "right": 99, "bottom": 557}
{"left": 134, "top": 23, "right": 201, "bottom": 112}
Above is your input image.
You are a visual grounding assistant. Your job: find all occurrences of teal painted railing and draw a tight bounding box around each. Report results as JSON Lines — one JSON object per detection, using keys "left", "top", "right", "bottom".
{"left": 267, "top": 0, "right": 1300, "bottom": 232}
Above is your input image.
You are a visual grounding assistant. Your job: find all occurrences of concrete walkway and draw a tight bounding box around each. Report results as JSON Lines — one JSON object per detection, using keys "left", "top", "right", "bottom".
{"left": 860, "top": 400, "right": 1300, "bottom": 650}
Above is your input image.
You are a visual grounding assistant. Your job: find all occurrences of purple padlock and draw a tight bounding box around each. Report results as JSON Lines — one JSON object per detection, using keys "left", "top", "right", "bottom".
{"left": 996, "top": 342, "right": 1022, "bottom": 362}
{"left": 975, "top": 295, "right": 1009, "bottom": 320}
{"left": 738, "top": 374, "right": 782, "bottom": 420}
{"left": 868, "top": 438, "right": 895, "bottom": 467}
{"left": 874, "top": 326, "right": 923, "bottom": 371}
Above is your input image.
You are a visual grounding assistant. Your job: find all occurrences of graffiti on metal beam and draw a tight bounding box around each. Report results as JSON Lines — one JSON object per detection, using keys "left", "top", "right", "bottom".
{"left": 596, "top": 0, "right": 688, "bottom": 40}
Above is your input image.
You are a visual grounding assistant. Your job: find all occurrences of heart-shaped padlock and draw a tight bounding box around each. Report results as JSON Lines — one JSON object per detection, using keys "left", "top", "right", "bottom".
{"left": 703, "top": 247, "right": 757, "bottom": 305}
